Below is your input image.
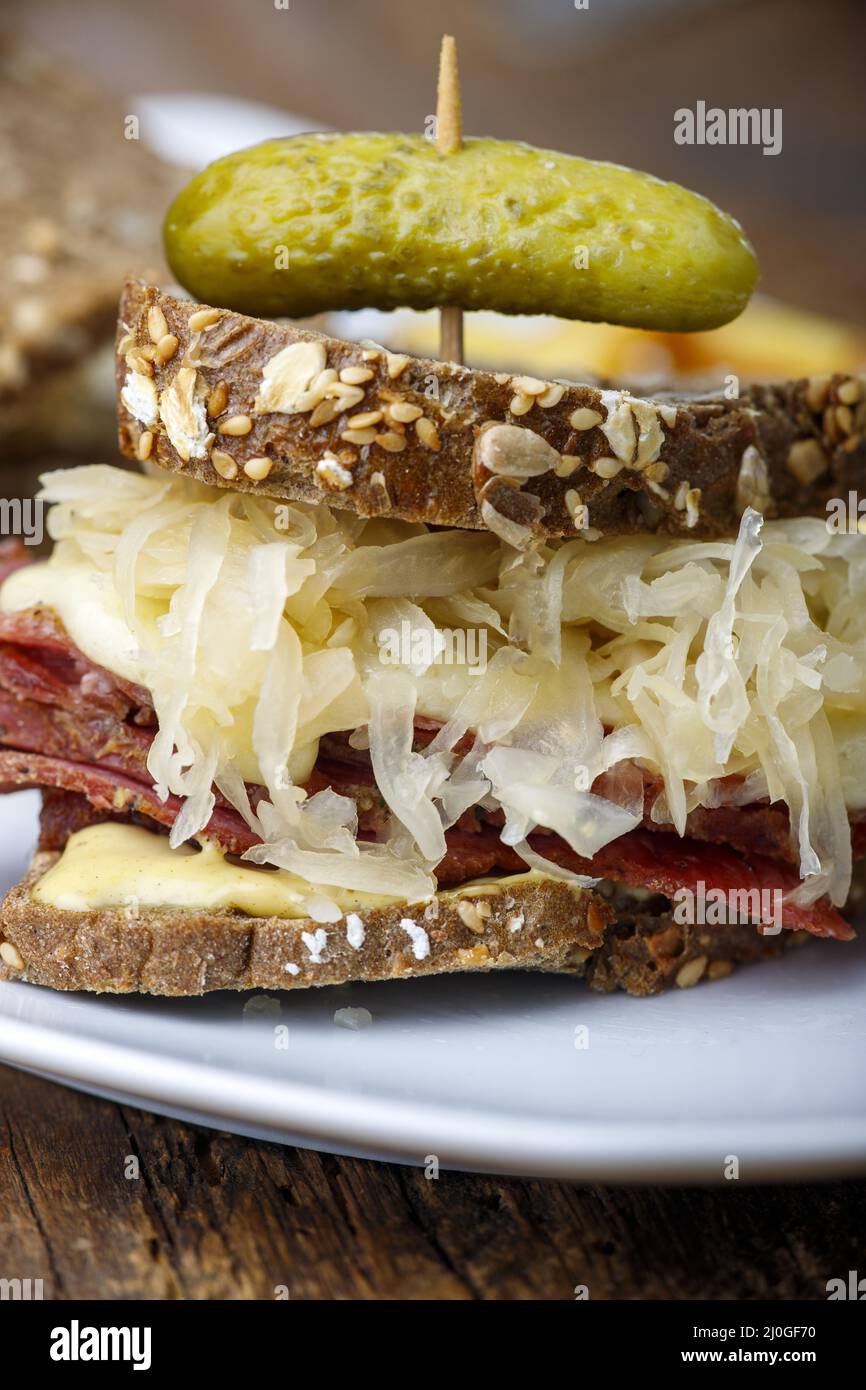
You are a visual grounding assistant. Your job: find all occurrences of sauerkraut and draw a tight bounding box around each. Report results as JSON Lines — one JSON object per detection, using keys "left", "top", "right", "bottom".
{"left": 4, "top": 463, "right": 864, "bottom": 905}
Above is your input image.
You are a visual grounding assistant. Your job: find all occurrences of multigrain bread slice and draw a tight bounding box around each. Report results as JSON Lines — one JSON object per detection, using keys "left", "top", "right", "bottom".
{"left": 117, "top": 280, "right": 866, "bottom": 541}
{"left": 0, "top": 854, "right": 608, "bottom": 995}
{"left": 0, "top": 849, "right": 798, "bottom": 997}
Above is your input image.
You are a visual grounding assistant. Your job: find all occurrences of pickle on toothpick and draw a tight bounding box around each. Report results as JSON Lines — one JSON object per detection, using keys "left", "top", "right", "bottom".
{"left": 164, "top": 132, "right": 758, "bottom": 331}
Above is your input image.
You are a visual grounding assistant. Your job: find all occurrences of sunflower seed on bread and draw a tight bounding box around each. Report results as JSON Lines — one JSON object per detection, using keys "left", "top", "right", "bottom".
{"left": 117, "top": 280, "right": 866, "bottom": 541}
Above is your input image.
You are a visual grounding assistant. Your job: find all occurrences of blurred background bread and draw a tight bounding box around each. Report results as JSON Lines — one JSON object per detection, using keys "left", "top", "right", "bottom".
{"left": 0, "top": 35, "right": 183, "bottom": 478}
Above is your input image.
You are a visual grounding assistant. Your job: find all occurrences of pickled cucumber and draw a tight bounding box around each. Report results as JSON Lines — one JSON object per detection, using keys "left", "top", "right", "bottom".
{"left": 164, "top": 132, "right": 758, "bottom": 331}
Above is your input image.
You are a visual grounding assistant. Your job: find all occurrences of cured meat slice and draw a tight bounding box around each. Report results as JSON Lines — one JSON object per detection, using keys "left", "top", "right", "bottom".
{"left": 0, "top": 606, "right": 857, "bottom": 941}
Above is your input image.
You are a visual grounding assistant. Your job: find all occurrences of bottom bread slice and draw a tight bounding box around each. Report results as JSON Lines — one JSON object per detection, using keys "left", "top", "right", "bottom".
{"left": 0, "top": 850, "right": 807, "bottom": 997}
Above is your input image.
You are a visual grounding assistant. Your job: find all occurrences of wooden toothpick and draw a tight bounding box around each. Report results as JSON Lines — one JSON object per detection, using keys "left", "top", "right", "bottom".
{"left": 436, "top": 34, "right": 464, "bottom": 365}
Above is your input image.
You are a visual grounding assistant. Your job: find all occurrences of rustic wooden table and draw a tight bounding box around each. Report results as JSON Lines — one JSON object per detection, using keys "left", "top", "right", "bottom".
{"left": 1, "top": 0, "right": 864, "bottom": 1305}
{"left": 1, "top": 1064, "right": 861, "bottom": 1300}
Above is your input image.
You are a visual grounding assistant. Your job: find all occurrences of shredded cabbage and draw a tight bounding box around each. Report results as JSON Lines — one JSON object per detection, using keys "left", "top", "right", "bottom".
{"left": 17, "top": 464, "right": 866, "bottom": 906}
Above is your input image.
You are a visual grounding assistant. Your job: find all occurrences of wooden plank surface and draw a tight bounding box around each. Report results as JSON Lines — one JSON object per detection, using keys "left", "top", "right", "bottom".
{"left": 1, "top": 1064, "right": 861, "bottom": 1300}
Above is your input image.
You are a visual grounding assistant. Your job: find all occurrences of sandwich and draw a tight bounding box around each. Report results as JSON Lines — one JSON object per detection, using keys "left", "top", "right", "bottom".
{"left": 1, "top": 104, "right": 864, "bottom": 999}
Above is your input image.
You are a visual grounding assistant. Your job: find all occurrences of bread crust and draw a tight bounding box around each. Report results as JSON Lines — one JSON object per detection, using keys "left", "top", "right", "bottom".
{"left": 0, "top": 851, "right": 804, "bottom": 997}
{"left": 116, "top": 280, "right": 866, "bottom": 540}
{"left": 0, "top": 852, "right": 609, "bottom": 995}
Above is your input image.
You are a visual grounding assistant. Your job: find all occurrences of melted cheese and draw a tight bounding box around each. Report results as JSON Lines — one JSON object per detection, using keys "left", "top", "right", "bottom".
{"left": 33, "top": 823, "right": 402, "bottom": 918}
{"left": 439, "top": 869, "right": 567, "bottom": 898}
{"left": 33, "top": 822, "right": 555, "bottom": 918}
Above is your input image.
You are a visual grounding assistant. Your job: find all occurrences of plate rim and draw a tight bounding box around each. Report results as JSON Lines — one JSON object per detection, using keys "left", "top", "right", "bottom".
{"left": 2, "top": 998, "right": 865, "bottom": 1181}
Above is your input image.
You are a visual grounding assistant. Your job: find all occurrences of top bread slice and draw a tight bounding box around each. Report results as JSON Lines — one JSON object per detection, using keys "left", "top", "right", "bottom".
{"left": 116, "top": 280, "right": 865, "bottom": 540}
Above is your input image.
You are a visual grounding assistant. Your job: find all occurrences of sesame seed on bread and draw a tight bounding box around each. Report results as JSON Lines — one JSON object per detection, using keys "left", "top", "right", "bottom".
{"left": 116, "top": 279, "right": 866, "bottom": 542}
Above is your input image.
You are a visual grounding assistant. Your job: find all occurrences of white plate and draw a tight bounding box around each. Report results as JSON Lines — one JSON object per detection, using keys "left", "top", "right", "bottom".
{"left": 1, "top": 791, "right": 864, "bottom": 1180}
{"left": 132, "top": 92, "right": 328, "bottom": 171}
